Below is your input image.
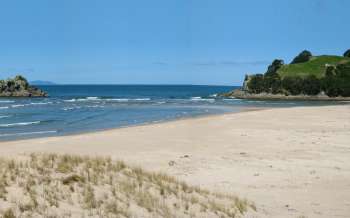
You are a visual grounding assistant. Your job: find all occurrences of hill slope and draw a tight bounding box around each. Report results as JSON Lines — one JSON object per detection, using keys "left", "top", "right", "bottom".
{"left": 277, "top": 55, "right": 350, "bottom": 78}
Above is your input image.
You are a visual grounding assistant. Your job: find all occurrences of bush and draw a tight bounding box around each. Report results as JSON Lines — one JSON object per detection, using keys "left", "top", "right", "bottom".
{"left": 264, "top": 74, "right": 282, "bottom": 94}
{"left": 246, "top": 59, "right": 284, "bottom": 94}
{"left": 290, "top": 50, "right": 312, "bottom": 64}
{"left": 302, "top": 75, "right": 321, "bottom": 95}
{"left": 247, "top": 74, "right": 264, "bottom": 94}
{"left": 323, "top": 62, "right": 350, "bottom": 97}
{"left": 325, "top": 65, "right": 336, "bottom": 77}
{"left": 344, "top": 49, "right": 350, "bottom": 57}
{"left": 282, "top": 77, "right": 303, "bottom": 95}
{"left": 323, "top": 76, "right": 340, "bottom": 97}
{"left": 334, "top": 62, "right": 350, "bottom": 96}
{"left": 265, "top": 59, "right": 284, "bottom": 76}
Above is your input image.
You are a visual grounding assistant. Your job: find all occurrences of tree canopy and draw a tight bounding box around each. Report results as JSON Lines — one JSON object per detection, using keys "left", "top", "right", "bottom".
{"left": 344, "top": 49, "right": 350, "bottom": 58}
{"left": 290, "top": 50, "right": 312, "bottom": 64}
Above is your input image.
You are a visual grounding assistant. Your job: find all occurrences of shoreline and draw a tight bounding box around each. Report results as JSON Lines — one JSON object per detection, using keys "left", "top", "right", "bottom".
{"left": 0, "top": 105, "right": 349, "bottom": 217}
{"left": 0, "top": 106, "right": 264, "bottom": 143}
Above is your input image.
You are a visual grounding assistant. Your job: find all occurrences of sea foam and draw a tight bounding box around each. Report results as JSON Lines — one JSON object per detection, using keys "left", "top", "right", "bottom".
{"left": 0, "top": 121, "right": 41, "bottom": 127}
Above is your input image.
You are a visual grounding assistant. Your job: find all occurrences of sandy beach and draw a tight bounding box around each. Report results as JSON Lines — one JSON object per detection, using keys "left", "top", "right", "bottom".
{"left": 0, "top": 105, "right": 349, "bottom": 217}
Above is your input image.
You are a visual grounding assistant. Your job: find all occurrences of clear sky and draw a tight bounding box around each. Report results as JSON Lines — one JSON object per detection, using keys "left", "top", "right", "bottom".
{"left": 0, "top": 0, "right": 349, "bottom": 85}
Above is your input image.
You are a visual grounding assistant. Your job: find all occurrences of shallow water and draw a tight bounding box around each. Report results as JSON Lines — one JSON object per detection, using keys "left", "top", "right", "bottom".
{"left": 0, "top": 85, "right": 344, "bottom": 141}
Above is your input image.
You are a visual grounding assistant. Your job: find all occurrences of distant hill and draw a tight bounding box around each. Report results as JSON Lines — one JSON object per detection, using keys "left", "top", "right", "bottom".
{"left": 222, "top": 50, "right": 350, "bottom": 99}
{"left": 277, "top": 55, "right": 350, "bottom": 78}
{"left": 30, "top": 80, "right": 57, "bottom": 85}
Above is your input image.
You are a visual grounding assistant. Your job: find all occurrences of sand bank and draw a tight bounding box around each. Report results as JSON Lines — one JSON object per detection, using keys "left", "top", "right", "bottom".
{"left": 1, "top": 105, "right": 349, "bottom": 217}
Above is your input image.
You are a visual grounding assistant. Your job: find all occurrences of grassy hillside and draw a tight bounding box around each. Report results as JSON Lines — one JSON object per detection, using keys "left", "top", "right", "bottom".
{"left": 277, "top": 55, "right": 350, "bottom": 78}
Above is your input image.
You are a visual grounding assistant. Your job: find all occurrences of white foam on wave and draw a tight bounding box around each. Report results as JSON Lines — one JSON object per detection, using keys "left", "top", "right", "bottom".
{"left": 77, "top": 97, "right": 101, "bottom": 101}
{"left": 0, "top": 115, "right": 10, "bottom": 119}
{"left": 223, "top": 98, "right": 241, "bottom": 101}
{"left": 64, "top": 97, "right": 151, "bottom": 103}
{"left": 64, "top": 97, "right": 101, "bottom": 102}
{"left": 104, "top": 98, "right": 151, "bottom": 102}
{"left": 190, "top": 97, "right": 215, "bottom": 102}
{"left": 134, "top": 98, "right": 151, "bottom": 101}
{"left": 30, "top": 102, "right": 52, "bottom": 105}
{"left": 0, "top": 130, "right": 57, "bottom": 137}
{"left": 191, "top": 97, "right": 202, "bottom": 100}
{"left": 86, "top": 97, "right": 99, "bottom": 100}
{"left": 156, "top": 101, "right": 166, "bottom": 104}
{"left": 0, "top": 121, "right": 41, "bottom": 127}
{"left": 0, "top": 106, "right": 9, "bottom": 110}
{"left": 87, "top": 105, "right": 105, "bottom": 108}
{"left": 104, "top": 98, "right": 129, "bottom": 102}
{"left": 0, "top": 100, "right": 15, "bottom": 103}
{"left": 62, "top": 106, "right": 82, "bottom": 111}
{"left": 12, "top": 104, "right": 26, "bottom": 108}
{"left": 64, "top": 99, "right": 77, "bottom": 102}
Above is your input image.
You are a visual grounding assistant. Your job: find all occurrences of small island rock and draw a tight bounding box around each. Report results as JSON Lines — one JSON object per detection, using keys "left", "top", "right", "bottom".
{"left": 0, "top": 75, "right": 48, "bottom": 97}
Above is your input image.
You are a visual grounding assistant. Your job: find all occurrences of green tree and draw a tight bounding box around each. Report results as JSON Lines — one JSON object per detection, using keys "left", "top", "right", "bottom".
{"left": 247, "top": 74, "right": 264, "bottom": 93}
{"left": 265, "top": 59, "right": 284, "bottom": 76}
{"left": 302, "top": 75, "right": 321, "bottom": 95}
{"left": 290, "top": 50, "right": 312, "bottom": 64}
{"left": 323, "top": 62, "right": 350, "bottom": 97}
{"left": 282, "top": 77, "right": 303, "bottom": 95}
{"left": 263, "top": 74, "right": 282, "bottom": 94}
{"left": 344, "top": 49, "right": 350, "bottom": 57}
{"left": 335, "top": 62, "right": 350, "bottom": 96}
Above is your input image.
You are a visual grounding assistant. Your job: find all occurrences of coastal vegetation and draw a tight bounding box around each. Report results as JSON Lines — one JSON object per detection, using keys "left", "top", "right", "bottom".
{"left": 0, "top": 75, "right": 47, "bottom": 97}
{"left": 344, "top": 49, "right": 350, "bottom": 58}
{"left": 0, "top": 153, "right": 255, "bottom": 218}
{"left": 227, "top": 49, "right": 350, "bottom": 99}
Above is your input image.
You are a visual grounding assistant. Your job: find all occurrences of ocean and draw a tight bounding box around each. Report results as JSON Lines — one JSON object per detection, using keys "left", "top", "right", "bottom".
{"left": 0, "top": 85, "right": 341, "bottom": 141}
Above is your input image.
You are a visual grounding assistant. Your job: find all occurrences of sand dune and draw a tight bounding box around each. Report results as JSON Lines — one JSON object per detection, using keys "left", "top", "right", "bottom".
{"left": 1, "top": 105, "right": 349, "bottom": 217}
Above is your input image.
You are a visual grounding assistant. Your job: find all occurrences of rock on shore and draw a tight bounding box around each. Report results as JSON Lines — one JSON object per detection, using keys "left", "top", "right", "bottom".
{"left": 221, "top": 89, "right": 350, "bottom": 101}
{"left": 0, "top": 75, "right": 47, "bottom": 97}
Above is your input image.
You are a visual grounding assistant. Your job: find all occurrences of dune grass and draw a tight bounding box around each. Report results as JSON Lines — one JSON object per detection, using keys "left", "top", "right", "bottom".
{"left": 0, "top": 153, "right": 255, "bottom": 218}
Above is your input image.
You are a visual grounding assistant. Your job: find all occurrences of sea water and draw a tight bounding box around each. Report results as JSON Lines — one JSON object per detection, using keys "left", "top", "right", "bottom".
{"left": 0, "top": 85, "right": 342, "bottom": 141}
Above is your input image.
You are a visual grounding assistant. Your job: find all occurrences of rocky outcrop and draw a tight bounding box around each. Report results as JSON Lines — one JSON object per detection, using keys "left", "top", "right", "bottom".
{"left": 220, "top": 89, "right": 350, "bottom": 101}
{"left": 0, "top": 75, "right": 47, "bottom": 97}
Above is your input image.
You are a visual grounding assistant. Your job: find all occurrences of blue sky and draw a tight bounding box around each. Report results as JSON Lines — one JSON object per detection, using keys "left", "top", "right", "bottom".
{"left": 0, "top": 0, "right": 349, "bottom": 85}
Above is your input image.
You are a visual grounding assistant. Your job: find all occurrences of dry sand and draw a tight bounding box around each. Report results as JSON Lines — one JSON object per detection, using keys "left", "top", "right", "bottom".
{"left": 0, "top": 105, "right": 349, "bottom": 217}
